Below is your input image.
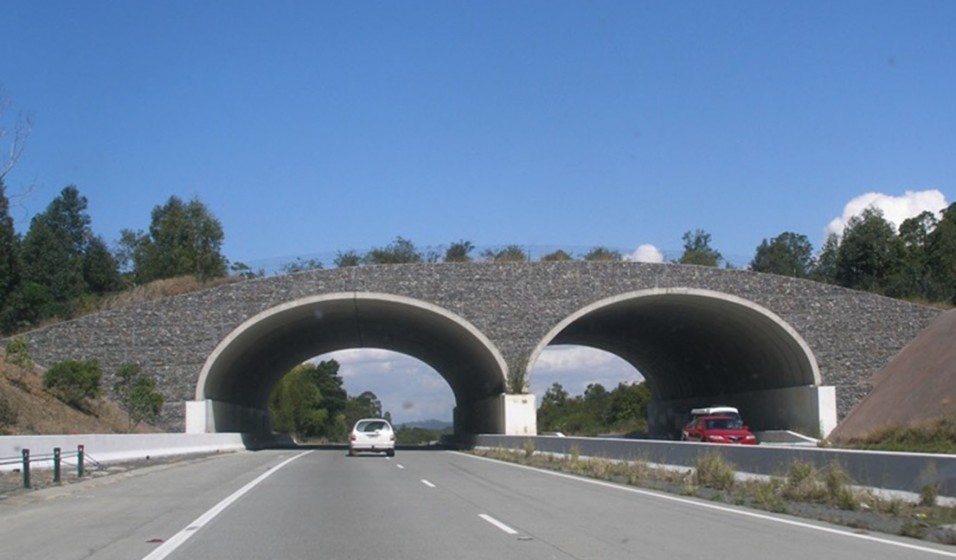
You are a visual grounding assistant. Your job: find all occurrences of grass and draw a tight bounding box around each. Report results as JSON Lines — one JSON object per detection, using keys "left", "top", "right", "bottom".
{"left": 841, "top": 418, "right": 956, "bottom": 454}
{"left": 9, "top": 275, "right": 241, "bottom": 336}
{"left": 470, "top": 446, "right": 956, "bottom": 544}
{"left": 693, "top": 452, "right": 735, "bottom": 491}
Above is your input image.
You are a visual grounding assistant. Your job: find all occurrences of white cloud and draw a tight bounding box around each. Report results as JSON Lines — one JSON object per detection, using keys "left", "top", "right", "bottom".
{"left": 310, "top": 349, "right": 454, "bottom": 423}
{"left": 623, "top": 244, "right": 664, "bottom": 263}
{"left": 529, "top": 345, "right": 643, "bottom": 405}
{"left": 826, "top": 189, "right": 948, "bottom": 237}
{"left": 532, "top": 345, "right": 623, "bottom": 371}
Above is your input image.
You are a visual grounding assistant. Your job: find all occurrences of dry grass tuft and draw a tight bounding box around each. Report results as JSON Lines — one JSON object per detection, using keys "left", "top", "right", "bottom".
{"left": 693, "top": 452, "right": 736, "bottom": 490}
{"left": 95, "top": 275, "right": 240, "bottom": 311}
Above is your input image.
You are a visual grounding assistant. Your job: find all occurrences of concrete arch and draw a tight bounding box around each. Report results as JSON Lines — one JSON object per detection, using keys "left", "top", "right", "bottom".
{"left": 528, "top": 288, "right": 836, "bottom": 436}
{"left": 189, "top": 292, "right": 509, "bottom": 434}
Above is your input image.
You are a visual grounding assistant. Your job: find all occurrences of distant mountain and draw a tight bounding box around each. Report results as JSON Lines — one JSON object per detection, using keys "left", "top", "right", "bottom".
{"left": 397, "top": 419, "right": 453, "bottom": 431}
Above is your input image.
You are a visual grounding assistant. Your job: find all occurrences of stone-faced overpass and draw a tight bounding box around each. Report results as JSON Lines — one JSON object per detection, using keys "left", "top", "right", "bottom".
{"left": 9, "top": 262, "right": 940, "bottom": 437}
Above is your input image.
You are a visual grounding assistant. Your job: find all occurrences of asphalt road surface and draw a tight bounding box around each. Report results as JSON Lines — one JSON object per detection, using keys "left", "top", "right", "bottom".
{"left": 1, "top": 449, "right": 953, "bottom": 559}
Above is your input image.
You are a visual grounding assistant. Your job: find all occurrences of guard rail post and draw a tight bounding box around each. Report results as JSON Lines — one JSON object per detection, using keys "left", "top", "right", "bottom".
{"left": 77, "top": 444, "right": 84, "bottom": 477}
{"left": 21, "top": 449, "right": 30, "bottom": 489}
{"left": 53, "top": 447, "right": 61, "bottom": 483}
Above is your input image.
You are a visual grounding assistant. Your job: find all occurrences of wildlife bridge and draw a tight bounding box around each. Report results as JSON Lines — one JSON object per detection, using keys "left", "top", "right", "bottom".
{"left": 11, "top": 262, "right": 939, "bottom": 437}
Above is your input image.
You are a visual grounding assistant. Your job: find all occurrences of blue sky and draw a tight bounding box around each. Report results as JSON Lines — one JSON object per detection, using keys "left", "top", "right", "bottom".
{"left": 2, "top": 2, "right": 954, "bottom": 422}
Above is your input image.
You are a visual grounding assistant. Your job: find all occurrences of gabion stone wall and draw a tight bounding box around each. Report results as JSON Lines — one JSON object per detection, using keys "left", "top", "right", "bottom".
{"left": 7, "top": 262, "right": 940, "bottom": 431}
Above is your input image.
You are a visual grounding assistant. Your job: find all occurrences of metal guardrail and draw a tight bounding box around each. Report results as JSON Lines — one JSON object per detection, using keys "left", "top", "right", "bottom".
{"left": 0, "top": 445, "right": 87, "bottom": 490}
{"left": 471, "top": 435, "right": 956, "bottom": 497}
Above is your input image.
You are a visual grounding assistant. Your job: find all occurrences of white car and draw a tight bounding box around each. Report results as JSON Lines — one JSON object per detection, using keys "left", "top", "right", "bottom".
{"left": 348, "top": 418, "right": 396, "bottom": 457}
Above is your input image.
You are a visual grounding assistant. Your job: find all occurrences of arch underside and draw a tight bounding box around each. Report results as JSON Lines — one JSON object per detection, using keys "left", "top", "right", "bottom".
{"left": 546, "top": 291, "right": 830, "bottom": 436}
{"left": 199, "top": 295, "right": 507, "bottom": 433}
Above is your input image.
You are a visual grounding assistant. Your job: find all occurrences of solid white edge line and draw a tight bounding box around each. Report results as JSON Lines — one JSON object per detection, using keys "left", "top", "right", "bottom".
{"left": 453, "top": 451, "right": 956, "bottom": 558}
{"left": 421, "top": 479, "right": 436, "bottom": 488}
{"left": 141, "top": 451, "right": 312, "bottom": 560}
{"left": 479, "top": 513, "right": 519, "bottom": 535}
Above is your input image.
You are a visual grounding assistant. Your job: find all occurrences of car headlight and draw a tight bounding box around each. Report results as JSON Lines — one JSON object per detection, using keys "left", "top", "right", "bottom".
{"left": 707, "top": 435, "right": 725, "bottom": 442}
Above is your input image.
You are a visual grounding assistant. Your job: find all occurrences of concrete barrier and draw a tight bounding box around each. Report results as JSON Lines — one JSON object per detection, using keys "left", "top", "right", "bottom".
{"left": 0, "top": 433, "right": 248, "bottom": 471}
{"left": 472, "top": 434, "right": 956, "bottom": 498}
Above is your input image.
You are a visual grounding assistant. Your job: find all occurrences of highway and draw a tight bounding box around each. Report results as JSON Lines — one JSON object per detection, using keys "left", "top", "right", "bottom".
{"left": 1, "top": 449, "right": 953, "bottom": 559}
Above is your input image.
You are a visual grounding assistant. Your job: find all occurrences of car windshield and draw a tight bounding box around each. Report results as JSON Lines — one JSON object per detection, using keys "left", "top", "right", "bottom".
{"left": 705, "top": 418, "right": 744, "bottom": 430}
{"left": 356, "top": 421, "right": 388, "bottom": 432}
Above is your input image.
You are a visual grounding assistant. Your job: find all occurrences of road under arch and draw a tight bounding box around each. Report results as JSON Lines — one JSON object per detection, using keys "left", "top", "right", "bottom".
{"left": 529, "top": 288, "right": 837, "bottom": 437}
{"left": 188, "top": 293, "right": 515, "bottom": 435}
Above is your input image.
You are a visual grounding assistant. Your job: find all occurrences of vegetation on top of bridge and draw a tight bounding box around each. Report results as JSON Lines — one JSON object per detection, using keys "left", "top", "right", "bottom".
{"left": 2, "top": 179, "right": 954, "bottom": 336}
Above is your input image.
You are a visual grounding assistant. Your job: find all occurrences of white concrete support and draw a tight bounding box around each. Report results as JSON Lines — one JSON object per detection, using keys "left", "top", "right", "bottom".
{"left": 185, "top": 399, "right": 270, "bottom": 434}
{"left": 649, "top": 385, "right": 838, "bottom": 438}
{"left": 185, "top": 400, "right": 209, "bottom": 433}
{"left": 462, "top": 393, "right": 537, "bottom": 435}
{"left": 503, "top": 394, "right": 537, "bottom": 436}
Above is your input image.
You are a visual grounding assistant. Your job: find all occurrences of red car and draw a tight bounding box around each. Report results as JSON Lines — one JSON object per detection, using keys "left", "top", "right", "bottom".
{"left": 681, "top": 414, "right": 757, "bottom": 444}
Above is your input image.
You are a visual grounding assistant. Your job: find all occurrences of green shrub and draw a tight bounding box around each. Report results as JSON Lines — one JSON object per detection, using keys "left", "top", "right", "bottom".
{"left": 694, "top": 452, "right": 736, "bottom": 490}
{"left": 752, "top": 479, "right": 786, "bottom": 512}
{"left": 784, "top": 461, "right": 825, "bottom": 501}
{"left": 522, "top": 439, "right": 535, "bottom": 458}
{"left": 824, "top": 463, "right": 858, "bottom": 510}
{"left": 43, "top": 359, "right": 102, "bottom": 409}
{"left": 4, "top": 337, "right": 33, "bottom": 373}
{"left": 920, "top": 484, "right": 938, "bottom": 507}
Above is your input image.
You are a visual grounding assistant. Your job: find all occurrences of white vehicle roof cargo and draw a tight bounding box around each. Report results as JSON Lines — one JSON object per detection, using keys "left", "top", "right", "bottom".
{"left": 691, "top": 406, "right": 739, "bottom": 416}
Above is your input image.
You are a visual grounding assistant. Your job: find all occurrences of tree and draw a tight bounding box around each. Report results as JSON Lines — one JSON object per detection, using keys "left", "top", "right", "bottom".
{"left": 345, "top": 390, "right": 383, "bottom": 427}
{"left": 0, "top": 281, "right": 50, "bottom": 333}
{"left": 364, "top": 237, "right": 422, "bottom": 265}
{"left": 582, "top": 247, "right": 621, "bottom": 261}
{"left": 538, "top": 382, "right": 571, "bottom": 432}
{"left": 541, "top": 382, "right": 569, "bottom": 408}
{"left": 83, "top": 235, "right": 121, "bottom": 294}
{"left": 282, "top": 258, "right": 322, "bottom": 274}
{"left": 0, "top": 88, "right": 31, "bottom": 182}
{"left": 269, "top": 365, "right": 327, "bottom": 438}
{"left": 812, "top": 233, "right": 840, "bottom": 284}
{"left": 43, "top": 359, "right": 101, "bottom": 409}
{"left": 125, "top": 196, "right": 227, "bottom": 283}
{"left": 334, "top": 250, "right": 362, "bottom": 267}
{"left": 482, "top": 245, "right": 528, "bottom": 262}
{"left": 750, "top": 232, "right": 814, "bottom": 278}
{"left": 268, "top": 360, "right": 350, "bottom": 440}
{"left": 229, "top": 261, "right": 264, "bottom": 279}
{"left": 0, "top": 178, "right": 19, "bottom": 314}
{"left": 19, "top": 186, "right": 92, "bottom": 315}
{"left": 926, "top": 203, "right": 956, "bottom": 303}
{"left": 605, "top": 382, "right": 651, "bottom": 430}
{"left": 112, "top": 363, "right": 163, "bottom": 431}
{"left": 894, "top": 211, "right": 938, "bottom": 297}
{"left": 444, "top": 240, "right": 474, "bottom": 263}
{"left": 541, "top": 249, "right": 573, "bottom": 262}
{"left": 834, "top": 208, "right": 904, "bottom": 294}
{"left": 678, "top": 229, "right": 722, "bottom": 267}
